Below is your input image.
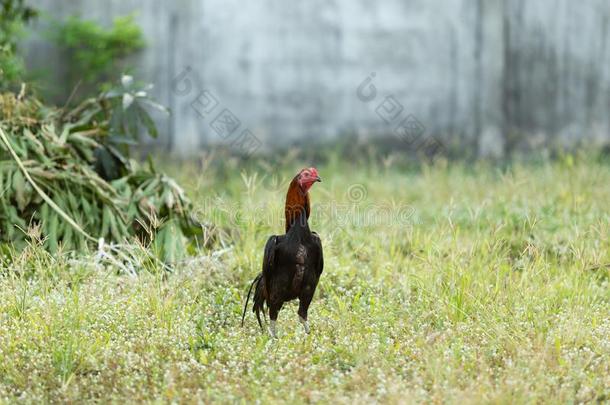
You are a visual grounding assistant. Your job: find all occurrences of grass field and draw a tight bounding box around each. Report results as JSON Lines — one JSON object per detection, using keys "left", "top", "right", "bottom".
{"left": 0, "top": 153, "right": 608, "bottom": 403}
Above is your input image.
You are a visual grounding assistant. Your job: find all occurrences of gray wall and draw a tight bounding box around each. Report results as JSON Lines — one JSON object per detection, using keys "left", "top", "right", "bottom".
{"left": 24, "top": 0, "right": 610, "bottom": 156}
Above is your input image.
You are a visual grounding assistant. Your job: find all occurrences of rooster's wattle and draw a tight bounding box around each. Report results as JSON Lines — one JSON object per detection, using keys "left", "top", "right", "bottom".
{"left": 242, "top": 167, "right": 324, "bottom": 337}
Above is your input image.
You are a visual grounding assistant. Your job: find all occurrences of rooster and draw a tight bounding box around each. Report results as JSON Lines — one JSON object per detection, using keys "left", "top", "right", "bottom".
{"left": 242, "top": 167, "right": 323, "bottom": 337}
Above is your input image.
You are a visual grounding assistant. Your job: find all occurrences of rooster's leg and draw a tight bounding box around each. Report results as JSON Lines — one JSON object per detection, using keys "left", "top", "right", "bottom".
{"left": 299, "top": 316, "right": 310, "bottom": 334}
{"left": 269, "top": 320, "right": 277, "bottom": 338}
{"left": 298, "top": 296, "right": 312, "bottom": 334}
{"left": 268, "top": 306, "right": 280, "bottom": 338}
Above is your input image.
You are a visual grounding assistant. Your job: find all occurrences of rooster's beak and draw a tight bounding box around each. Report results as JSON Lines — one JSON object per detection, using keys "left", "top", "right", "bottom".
{"left": 315, "top": 176, "right": 322, "bottom": 182}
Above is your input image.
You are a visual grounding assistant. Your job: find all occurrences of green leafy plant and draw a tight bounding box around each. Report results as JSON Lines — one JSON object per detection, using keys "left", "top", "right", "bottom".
{"left": 0, "top": 76, "right": 205, "bottom": 263}
{"left": 0, "top": 0, "right": 37, "bottom": 90}
{"left": 53, "top": 15, "right": 144, "bottom": 92}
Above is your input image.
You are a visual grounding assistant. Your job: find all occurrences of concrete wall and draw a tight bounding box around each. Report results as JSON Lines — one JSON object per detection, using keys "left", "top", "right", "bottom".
{"left": 24, "top": 0, "right": 610, "bottom": 156}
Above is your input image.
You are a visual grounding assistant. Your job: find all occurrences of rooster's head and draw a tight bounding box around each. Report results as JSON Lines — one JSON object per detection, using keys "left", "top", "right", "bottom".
{"left": 296, "top": 167, "right": 322, "bottom": 193}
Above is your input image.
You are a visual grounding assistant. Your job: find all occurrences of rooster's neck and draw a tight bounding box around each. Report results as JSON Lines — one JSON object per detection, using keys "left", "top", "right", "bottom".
{"left": 285, "top": 177, "right": 310, "bottom": 233}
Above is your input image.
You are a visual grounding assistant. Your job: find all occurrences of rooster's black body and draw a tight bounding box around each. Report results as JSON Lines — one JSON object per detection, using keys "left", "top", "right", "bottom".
{"left": 242, "top": 168, "right": 323, "bottom": 337}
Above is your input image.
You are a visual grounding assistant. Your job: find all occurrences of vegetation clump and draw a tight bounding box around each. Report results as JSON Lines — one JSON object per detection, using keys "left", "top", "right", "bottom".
{"left": 0, "top": 76, "right": 203, "bottom": 262}
{"left": 51, "top": 15, "right": 145, "bottom": 95}
{"left": 0, "top": 0, "right": 37, "bottom": 90}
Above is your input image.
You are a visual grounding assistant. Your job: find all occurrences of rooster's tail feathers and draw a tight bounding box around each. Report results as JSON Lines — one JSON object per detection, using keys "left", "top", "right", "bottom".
{"left": 252, "top": 274, "right": 266, "bottom": 330}
{"left": 241, "top": 273, "right": 263, "bottom": 327}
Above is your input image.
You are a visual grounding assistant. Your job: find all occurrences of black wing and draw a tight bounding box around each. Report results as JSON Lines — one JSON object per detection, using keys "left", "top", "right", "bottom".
{"left": 262, "top": 235, "right": 278, "bottom": 280}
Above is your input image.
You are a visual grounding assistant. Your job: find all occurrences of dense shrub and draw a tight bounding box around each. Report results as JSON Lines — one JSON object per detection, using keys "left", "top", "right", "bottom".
{"left": 0, "top": 0, "right": 37, "bottom": 91}
{"left": 52, "top": 15, "right": 144, "bottom": 96}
